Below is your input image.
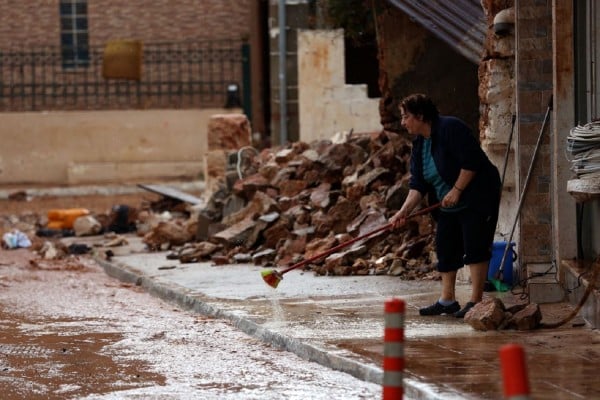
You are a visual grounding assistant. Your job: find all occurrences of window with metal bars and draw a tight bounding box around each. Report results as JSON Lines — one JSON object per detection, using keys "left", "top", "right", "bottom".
{"left": 59, "top": 0, "right": 89, "bottom": 69}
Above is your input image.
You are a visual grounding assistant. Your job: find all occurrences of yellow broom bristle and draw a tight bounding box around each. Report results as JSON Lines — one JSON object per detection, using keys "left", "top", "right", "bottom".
{"left": 261, "top": 269, "right": 282, "bottom": 288}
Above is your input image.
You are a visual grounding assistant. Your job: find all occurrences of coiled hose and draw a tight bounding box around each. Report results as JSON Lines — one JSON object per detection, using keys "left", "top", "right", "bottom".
{"left": 566, "top": 121, "right": 600, "bottom": 178}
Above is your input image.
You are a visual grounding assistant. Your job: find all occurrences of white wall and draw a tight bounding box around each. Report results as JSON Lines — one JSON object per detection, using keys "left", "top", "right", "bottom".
{"left": 0, "top": 108, "right": 239, "bottom": 185}
{"left": 297, "top": 29, "right": 381, "bottom": 142}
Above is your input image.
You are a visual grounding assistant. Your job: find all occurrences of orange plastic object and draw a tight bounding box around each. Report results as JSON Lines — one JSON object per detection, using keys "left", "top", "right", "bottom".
{"left": 499, "top": 343, "right": 530, "bottom": 398}
{"left": 47, "top": 208, "right": 90, "bottom": 229}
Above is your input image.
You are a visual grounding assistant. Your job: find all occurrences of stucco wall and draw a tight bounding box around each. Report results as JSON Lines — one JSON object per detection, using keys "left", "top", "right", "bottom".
{"left": 0, "top": 109, "right": 239, "bottom": 185}
{"left": 297, "top": 29, "right": 381, "bottom": 143}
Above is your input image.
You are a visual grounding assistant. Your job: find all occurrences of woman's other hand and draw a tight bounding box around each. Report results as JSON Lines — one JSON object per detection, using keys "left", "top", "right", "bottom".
{"left": 442, "top": 187, "right": 462, "bottom": 208}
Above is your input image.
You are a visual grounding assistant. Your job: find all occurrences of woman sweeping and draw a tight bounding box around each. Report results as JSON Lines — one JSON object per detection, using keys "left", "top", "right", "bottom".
{"left": 391, "top": 93, "right": 501, "bottom": 318}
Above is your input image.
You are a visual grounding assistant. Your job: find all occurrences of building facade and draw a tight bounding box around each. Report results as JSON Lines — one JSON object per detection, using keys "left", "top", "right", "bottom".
{"left": 0, "top": 1, "right": 252, "bottom": 185}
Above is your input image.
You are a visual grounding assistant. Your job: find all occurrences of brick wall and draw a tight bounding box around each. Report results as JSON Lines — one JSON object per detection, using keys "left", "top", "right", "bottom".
{"left": 515, "top": 0, "right": 553, "bottom": 264}
{"left": 0, "top": 0, "right": 250, "bottom": 48}
{"left": 378, "top": 5, "right": 480, "bottom": 135}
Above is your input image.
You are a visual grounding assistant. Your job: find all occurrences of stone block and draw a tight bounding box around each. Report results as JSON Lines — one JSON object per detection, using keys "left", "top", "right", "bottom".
{"left": 527, "top": 262, "right": 565, "bottom": 304}
{"left": 211, "top": 217, "right": 256, "bottom": 247}
{"left": 508, "top": 303, "right": 542, "bottom": 330}
{"left": 203, "top": 149, "right": 228, "bottom": 202}
{"left": 465, "top": 297, "right": 506, "bottom": 331}
{"left": 528, "top": 276, "right": 565, "bottom": 304}
{"left": 207, "top": 114, "right": 251, "bottom": 151}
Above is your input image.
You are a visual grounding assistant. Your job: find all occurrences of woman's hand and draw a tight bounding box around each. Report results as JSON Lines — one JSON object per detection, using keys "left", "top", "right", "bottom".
{"left": 442, "top": 186, "right": 462, "bottom": 208}
{"left": 390, "top": 209, "right": 410, "bottom": 229}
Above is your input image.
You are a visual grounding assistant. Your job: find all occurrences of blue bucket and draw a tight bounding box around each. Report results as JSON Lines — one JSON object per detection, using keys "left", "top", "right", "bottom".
{"left": 488, "top": 241, "right": 517, "bottom": 284}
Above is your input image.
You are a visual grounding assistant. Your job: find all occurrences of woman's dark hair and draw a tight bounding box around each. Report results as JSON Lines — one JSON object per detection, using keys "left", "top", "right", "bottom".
{"left": 400, "top": 93, "right": 439, "bottom": 123}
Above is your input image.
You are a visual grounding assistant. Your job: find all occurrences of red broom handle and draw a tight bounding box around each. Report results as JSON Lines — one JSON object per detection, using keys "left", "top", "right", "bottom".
{"left": 279, "top": 202, "right": 441, "bottom": 275}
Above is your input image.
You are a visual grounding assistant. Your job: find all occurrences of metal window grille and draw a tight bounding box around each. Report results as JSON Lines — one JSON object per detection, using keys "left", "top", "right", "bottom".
{"left": 0, "top": 40, "right": 245, "bottom": 111}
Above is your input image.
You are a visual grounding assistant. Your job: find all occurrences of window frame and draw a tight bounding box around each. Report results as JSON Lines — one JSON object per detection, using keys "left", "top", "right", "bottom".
{"left": 59, "top": 0, "right": 90, "bottom": 70}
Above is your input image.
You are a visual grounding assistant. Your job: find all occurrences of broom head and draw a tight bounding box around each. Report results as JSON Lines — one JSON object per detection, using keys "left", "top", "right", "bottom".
{"left": 261, "top": 269, "right": 283, "bottom": 289}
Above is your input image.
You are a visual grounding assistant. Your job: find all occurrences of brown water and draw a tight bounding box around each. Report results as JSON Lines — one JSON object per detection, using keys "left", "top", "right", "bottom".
{"left": 0, "top": 310, "right": 165, "bottom": 400}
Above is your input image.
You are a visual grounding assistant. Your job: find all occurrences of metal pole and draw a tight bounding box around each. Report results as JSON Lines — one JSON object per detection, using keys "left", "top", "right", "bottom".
{"left": 497, "top": 96, "right": 553, "bottom": 280}
{"left": 278, "top": 0, "right": 288, "bottom": 145}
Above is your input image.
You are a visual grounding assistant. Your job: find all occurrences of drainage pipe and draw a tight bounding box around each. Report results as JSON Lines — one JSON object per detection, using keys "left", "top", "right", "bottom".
{"left": 278, "top": 0, "right": 288, "bottom": 145}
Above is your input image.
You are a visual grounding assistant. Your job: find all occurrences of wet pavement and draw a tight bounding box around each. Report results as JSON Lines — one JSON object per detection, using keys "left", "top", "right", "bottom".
{"left": 0, "top": 247, "right": 381, "bottom": 400}
{"left": 79, "top": 234, "right": 600, "bottom": 400}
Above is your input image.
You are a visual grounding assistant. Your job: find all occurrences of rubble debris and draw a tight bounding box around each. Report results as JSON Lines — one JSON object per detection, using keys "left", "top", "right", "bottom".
{"left": 138, "top": 184, "right": 203, "bottom": 205}
{"left": 507, "top": 303, "right": 542, "bottom": 331}
{"left": 2, "top": 230, "right": 32, "bottom": 249}
{"left": 73, "top": 215, "right": 103, "bottom": 237}
{"left": 142, "top": 220, "right": 195, "bottom": 251}
{"left": 7, "top": 190, "right": 28, "bottom": 201}
{"left": 107, "top": 204, "right": 138, "bottom": 233}
{"left": 68, "top": 243, "right": 92, "bottom": 255}
{"left": 36, "top": 228, "right": 75, "bottom": 238}
{"left": 173, "top": 241, "right": 221, "bottom": 264}
{"left": 464, "top": 297, "right": 506, "bottom": 331}
{"left": 203, "top": 114, "right": 253, "bottom": 203}
{"left": 1, "top": 124, "right": 440, "bottom": 283}
{"left": 464, "top": 297, "right": 544, "bottom": 331}
{"left": 28, "top": 257, "right": 86, "bottom": 271}
{"left": 103, "top": 249, "right": 115, "bottom": 261}
{"left": 37, "top": 241, "right": 66, "bottom": 260}
{"left": 103, "top": 234, "right": 129, "bottom": 247}
{"left": 47, "top": 208, "right": 90, "bottom": 230}
{"left": 168, "top": 129, "right": 439, "bottom": 279}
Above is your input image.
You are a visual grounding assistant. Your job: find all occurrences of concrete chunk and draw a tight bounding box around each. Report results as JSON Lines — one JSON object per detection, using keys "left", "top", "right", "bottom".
{"left": 465, "top": 297, "right": 506, "bottom": 331}
{"left": 508, "top": 303, "right": 542, "bottom": 330}
{"left": 212, "top": 217, "right": 256, "bottom": 247}
{"left": 207, "top": 114, "right": 251, "bottom": 151}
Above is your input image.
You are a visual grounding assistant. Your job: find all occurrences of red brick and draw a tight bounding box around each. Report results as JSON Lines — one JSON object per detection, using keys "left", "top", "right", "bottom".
{"left": 0, "top": 1, "right": 251, "bottom": 48}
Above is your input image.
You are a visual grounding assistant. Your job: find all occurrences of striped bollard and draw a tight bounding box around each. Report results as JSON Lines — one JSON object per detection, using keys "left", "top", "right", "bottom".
{"left": 383, "top": 298, "right": 404, "bottom": 399}
{"left": 499, "top": 343, "right": 531, "bottom": 399}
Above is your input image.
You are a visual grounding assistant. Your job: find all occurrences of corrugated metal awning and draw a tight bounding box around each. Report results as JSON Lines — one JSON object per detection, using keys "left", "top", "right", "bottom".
{"left": 387, "top": 0, "right": 486, "bottom": 64}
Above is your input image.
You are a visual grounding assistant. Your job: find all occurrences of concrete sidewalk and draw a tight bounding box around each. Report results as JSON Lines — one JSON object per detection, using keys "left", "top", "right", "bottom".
{"left": 87, "top": 235, "right": 599, "bottom": 400}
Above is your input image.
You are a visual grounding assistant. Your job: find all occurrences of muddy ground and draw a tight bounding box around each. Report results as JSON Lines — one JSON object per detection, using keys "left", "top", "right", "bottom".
{"left": 0, "top": 191, "right": 166, "bottom": 399}
{"left": 0, "top": 190, "right": 381, "bottom": 400}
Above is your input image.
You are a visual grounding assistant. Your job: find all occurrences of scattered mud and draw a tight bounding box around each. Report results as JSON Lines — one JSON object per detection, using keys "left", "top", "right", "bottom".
{"left": 0, "top": 310, "right": 165, "bottom": 400}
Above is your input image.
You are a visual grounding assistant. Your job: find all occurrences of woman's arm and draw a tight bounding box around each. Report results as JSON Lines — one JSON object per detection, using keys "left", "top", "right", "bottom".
{"left": 391, "top": 189, "right": 423, "bottom": 228}
{"left": 442, "top": 168, "right": 476, "bottom": 207}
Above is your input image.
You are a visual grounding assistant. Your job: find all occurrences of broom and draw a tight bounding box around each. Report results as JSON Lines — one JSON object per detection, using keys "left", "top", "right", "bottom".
{"left": 261, "top": 203, "right": 441, "bottom": 288}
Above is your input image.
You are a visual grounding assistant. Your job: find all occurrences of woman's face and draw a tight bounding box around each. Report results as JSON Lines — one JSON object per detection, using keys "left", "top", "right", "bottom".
{"left": 400, "top": 107, "right": 426, "bottom": 135}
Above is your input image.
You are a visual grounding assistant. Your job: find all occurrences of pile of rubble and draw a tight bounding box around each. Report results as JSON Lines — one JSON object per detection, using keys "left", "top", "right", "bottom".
{"left": 1, "top": 114, "right": 440, "bottom": 281}
{"left": 464, "top": 297, "right": 543, "bottom": 331}
{"left": 148, "top": 127, "right": 440, "bottom": 280}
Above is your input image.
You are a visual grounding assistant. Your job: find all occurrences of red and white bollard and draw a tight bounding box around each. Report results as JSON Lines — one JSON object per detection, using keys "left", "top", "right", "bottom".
{"left": 499, "top": 343, "right": 531, "bottom": 399}
{"left": 383, "top": 298, "right": 404, "bottom": 399}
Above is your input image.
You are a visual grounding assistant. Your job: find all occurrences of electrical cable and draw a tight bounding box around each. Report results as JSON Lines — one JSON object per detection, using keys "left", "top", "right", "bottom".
{"left": 510, "top": 262, "right": 559, "bottom": 302}
{"left": 236, "top": 146, "right": 259, "bottom": 179}
{"left": 540, "top": 257, "right": 599, "bottom": 329}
